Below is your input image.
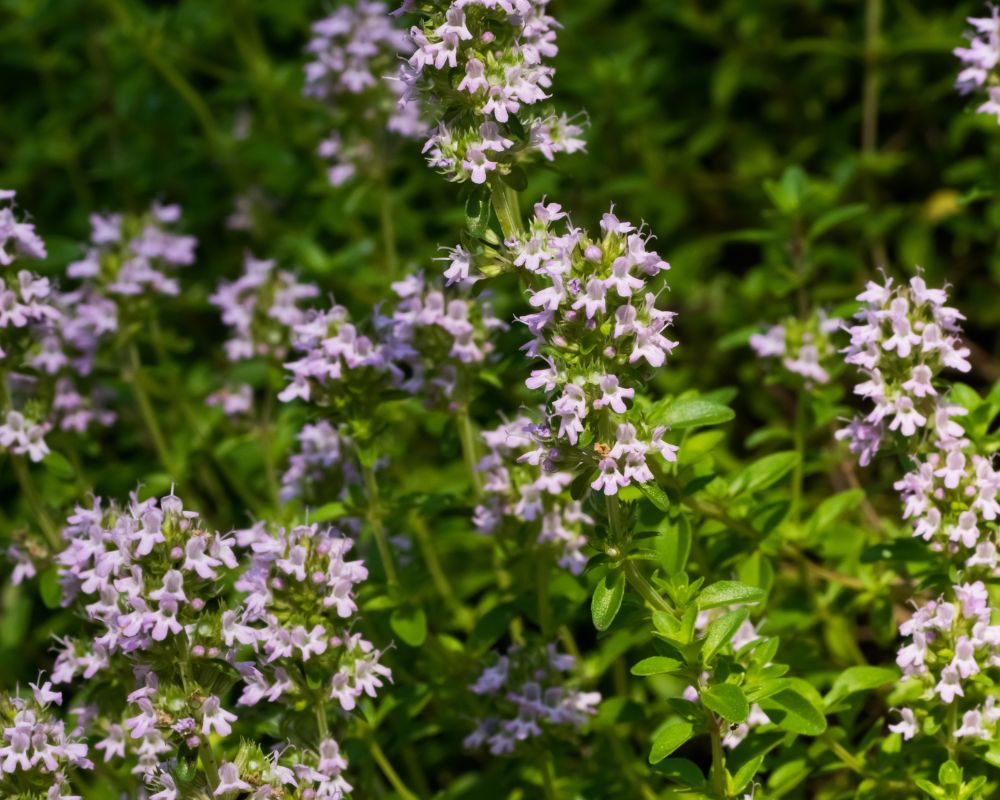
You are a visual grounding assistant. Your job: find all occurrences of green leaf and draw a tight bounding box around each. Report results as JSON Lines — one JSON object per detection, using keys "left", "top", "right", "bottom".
{"left": 807, "top": 203, "right": 867, "bottom": 240}
{"left": 759, "top": 678, "right": 827, "bottom": 736}
{"left": 823, "top": 665, "right": 900, "bottom": 709}
{"left": 656, "top": 517, "right": 691, "bottom": 577}
{"left": 468, "top": 603, "right": 517, "bottom": 651}
{"left": 39, "top": 568, "right": 62, "bottom": 610}
{"left": 631, "top": 656, "right": 684, "bottom": 676}
{"left": 915, "top": 779, "right": 947, "bottom": 800}
{"left": 43, "top": 450, "right": 75, "bottom": 481}
{"left": 591, "top": 571, "right": 625, "bottom": 631}
{"left": 501, "top": 164, "right": 528, "bottom": 191}
{"left": 731, "top": 451, "right": 799, "bottom": 494}
{"left": 697, "top": 581, "right": 766, "bottom": 610}
{"left": 805, "top": 489, "right": 865, "bottom": 538}
{"left": 701, "top": 683, "right": 749, "bottom": 723}
{"left": 464, "top": 191, "right": 492, "bottom": 237}
{"left": 649, "top": 717, "right": 695, "bottom": 764}
{"left": 638, "top": 481, "right": 670, "bottom": 511}
{"left": 729, "top": 753, "right": 765, "bottom": 794}
{"left": 310, "top": 502, "right": 347, "bottom": 523}
{"left": 654, "top": 397, "right": 735, "bottom": 430}
{"left": 389, "top": 606, "right": 427, "bottom": 647}
{"left": 938, "top": 760, "right": 961, "bottom": 787}
{"left": 702, "top": 608, "right": 751, "bottom": 663}
{"left": 651, "top": 757, "right": 705, "bottom": 787}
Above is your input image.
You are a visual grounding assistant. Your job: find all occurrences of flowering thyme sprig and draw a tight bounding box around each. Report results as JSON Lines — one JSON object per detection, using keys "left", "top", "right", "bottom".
{"left": 210, "top": 253, "right": 320, "bottom": 363}
{"left": 0, "top": 681, "right": 91, "bottom": 800}
{"left": 402, "top": 0, "right": 585, "bottom": 185}
{"left": 955, "top": 6, "right": 1000, "bottom": 123}
{"left": 305, "top": 1, "right": 427, "bottom": 187}
{"left": 464, "top": 641, "right": 599, "bottom": 755}
{"left": 68, "top": 202, "right": 196, "bottom": 299}
{"left": 377, "top": 271, "right": 508, "bottom": 407}
{"left": 50, "top": 490, "right": 387, "bottom": 798}
{"left": 474, "top": 415, "right": 590, "bottom": 574}
{"left": 837, "top": 275, "right": 971, "bottom": 466}
{"left": 841, "top": 274, "right": 1000, "bottom": 761}
{"left": 504, "top": 202, "right": 679, "bottom": 498}
{"left": 750, "top": 310, "right": 842, "bottom": 386}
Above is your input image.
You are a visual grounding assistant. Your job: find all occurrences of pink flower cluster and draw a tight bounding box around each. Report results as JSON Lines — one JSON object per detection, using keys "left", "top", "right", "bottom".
{"left": 842, "top": 274, "right": 1000, "bottom": 749}
{"left": 47, "top": 491, "right": 381, "bottom": 796}
{"left": 210, "top": 253, "right": 320, "bottom": 362}
{"left": 234, "top": 519, "right": 392, "bottom": 712}
{"left": 68, "top": 202, "right": 196, "bottom": 297}
{"left": 749, "top": 310, "right": 841, "bottom": 385}
{"left": 955, "top": 6, "right": 1000, "bottom": 122}
{"left": 508, "top": 203, "right": 679, "bottom": 495}
{"left": 377, "top": 271, "right": 507, "bottom": 403}
{"left": 279, "top": 300, "right": 396, "bottom": 405}
{"left": 0, "top": 681, "right": 90, "bottom": 800}
{"left": 405, "top": 0, "right": 585, "bottom": 183}
{"left": 280, "top": 420, "right": 362, "bottom": 504}
{"left": 305, "top": 1, "right": 426, "bottom": 186}
{"left": 1, "top": 190, "right": 118, "bottom": 459}
{"left": 474, "top": 415, "right": 590, "bottom": 573}
{"left": 464, "top": 642, "right": 600, "bottom": 755}
{"left": 838, "top": 275, "right": 971, "bottom": 466}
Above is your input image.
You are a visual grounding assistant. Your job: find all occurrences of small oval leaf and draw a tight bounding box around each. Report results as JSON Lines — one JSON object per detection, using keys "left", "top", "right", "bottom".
{"left": 591, "top": 571, "right": 625, "bottom": 631}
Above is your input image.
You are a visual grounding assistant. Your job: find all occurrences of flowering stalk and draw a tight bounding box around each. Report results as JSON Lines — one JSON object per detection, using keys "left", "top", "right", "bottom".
{"left": 841, "top": 274, "right": 1000, "bottom": 790}
{"left": 402, "top": 4, "right": 829, "bottom": 791}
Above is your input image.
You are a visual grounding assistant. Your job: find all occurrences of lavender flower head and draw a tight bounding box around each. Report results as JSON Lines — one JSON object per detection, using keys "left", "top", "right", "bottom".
{"left": 508, "top": 202, "right": 679, "bottom": 497}
{"left": 464, "top": 642, "right": 600, "bottom": 756}
{"left": 0, "top": 682, "right": 91, "bottom": 799}
{"left": 955, "top": 6, "right": 1000, "bottom": 123}
{"left": 842, "top": 272, "right": 1000, "bottom": 752}
{"left": 305, "top": 2, "right": 427, "bottom": 186}
{"left": 51, "top": 492, "right": 381, "bottom": 795}
{"left": 837, "top": 275, "right": 971, "bottom": 466}
{"left": 0, "top": 189, "right": 47, "bottom": 266}
{"left": 749, "top": 310, "right": 842, "bottom": 385}
{"left": 474, "top": 415, "right": 590, "bottom": 574}
{"left": 67, "top": 201, "right": 196, "bottom": 298}
{"left": 210, "top": 253, "right": 320, "bottom": 362}
{"left": 403, "top": 0, "right": 586, "bottom": 183}
{"left": 280, "top": 419, "right": 362, "bottom": 505}
{"left": 376, "top": 271, "right": 508, "bottom": 405}
{"left": 279, "top": 298, "right": 399, "bottom": 408}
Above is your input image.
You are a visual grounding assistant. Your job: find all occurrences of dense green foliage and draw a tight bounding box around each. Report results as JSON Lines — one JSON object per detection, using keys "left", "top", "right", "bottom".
{"left": 4, "top": 1, "right": 1000, "bottom": 798}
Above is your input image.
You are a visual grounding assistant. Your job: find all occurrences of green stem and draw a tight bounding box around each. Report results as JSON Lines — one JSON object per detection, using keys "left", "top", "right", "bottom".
{"left": 489, "top": 178, "right": 523, "bottom": 240}
{"left": 536, "top": 555, "right": 553, "bottom": 636}
{"left": 361, "top": 463, "right": 398, "bottom": 585}
{"left": 11, "top": 456, "right": 60, "bottom": 549}
{"left": 411, "top": 512, "right": 472, "bottom": 629}
{"left": 791, "top": 393, "right": 807, "bottom": 525}
{"left": 199, "top": 740, "right": 221, "bottom": 789}
{"left": 315, "top": 702, "right": 330, "bottom": 740}
{"left": 622, "top": 559, "right": 672, "bottom": 614}
{"left": 379, "top": 177, "right": 400, "bottom": 276}
{"left": 540, "top": 753, "right": 560, "bottom": 800}
{"left": 260, "top": 388, "right": 279, "bottom": 506}
{"left": 126, "top": 341, "right": 179, "bottom": 477}
{"left": 821, "top": 731, "right": 865, "bottom": 775}
{"left": 709, "top": 717, "right": 728, "bottom": 799}
{"left": 369, "top": 739, "right": 419, "bottom": 800}
{"left": 456, "top": 404, "right": 483, "bottom": 498}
